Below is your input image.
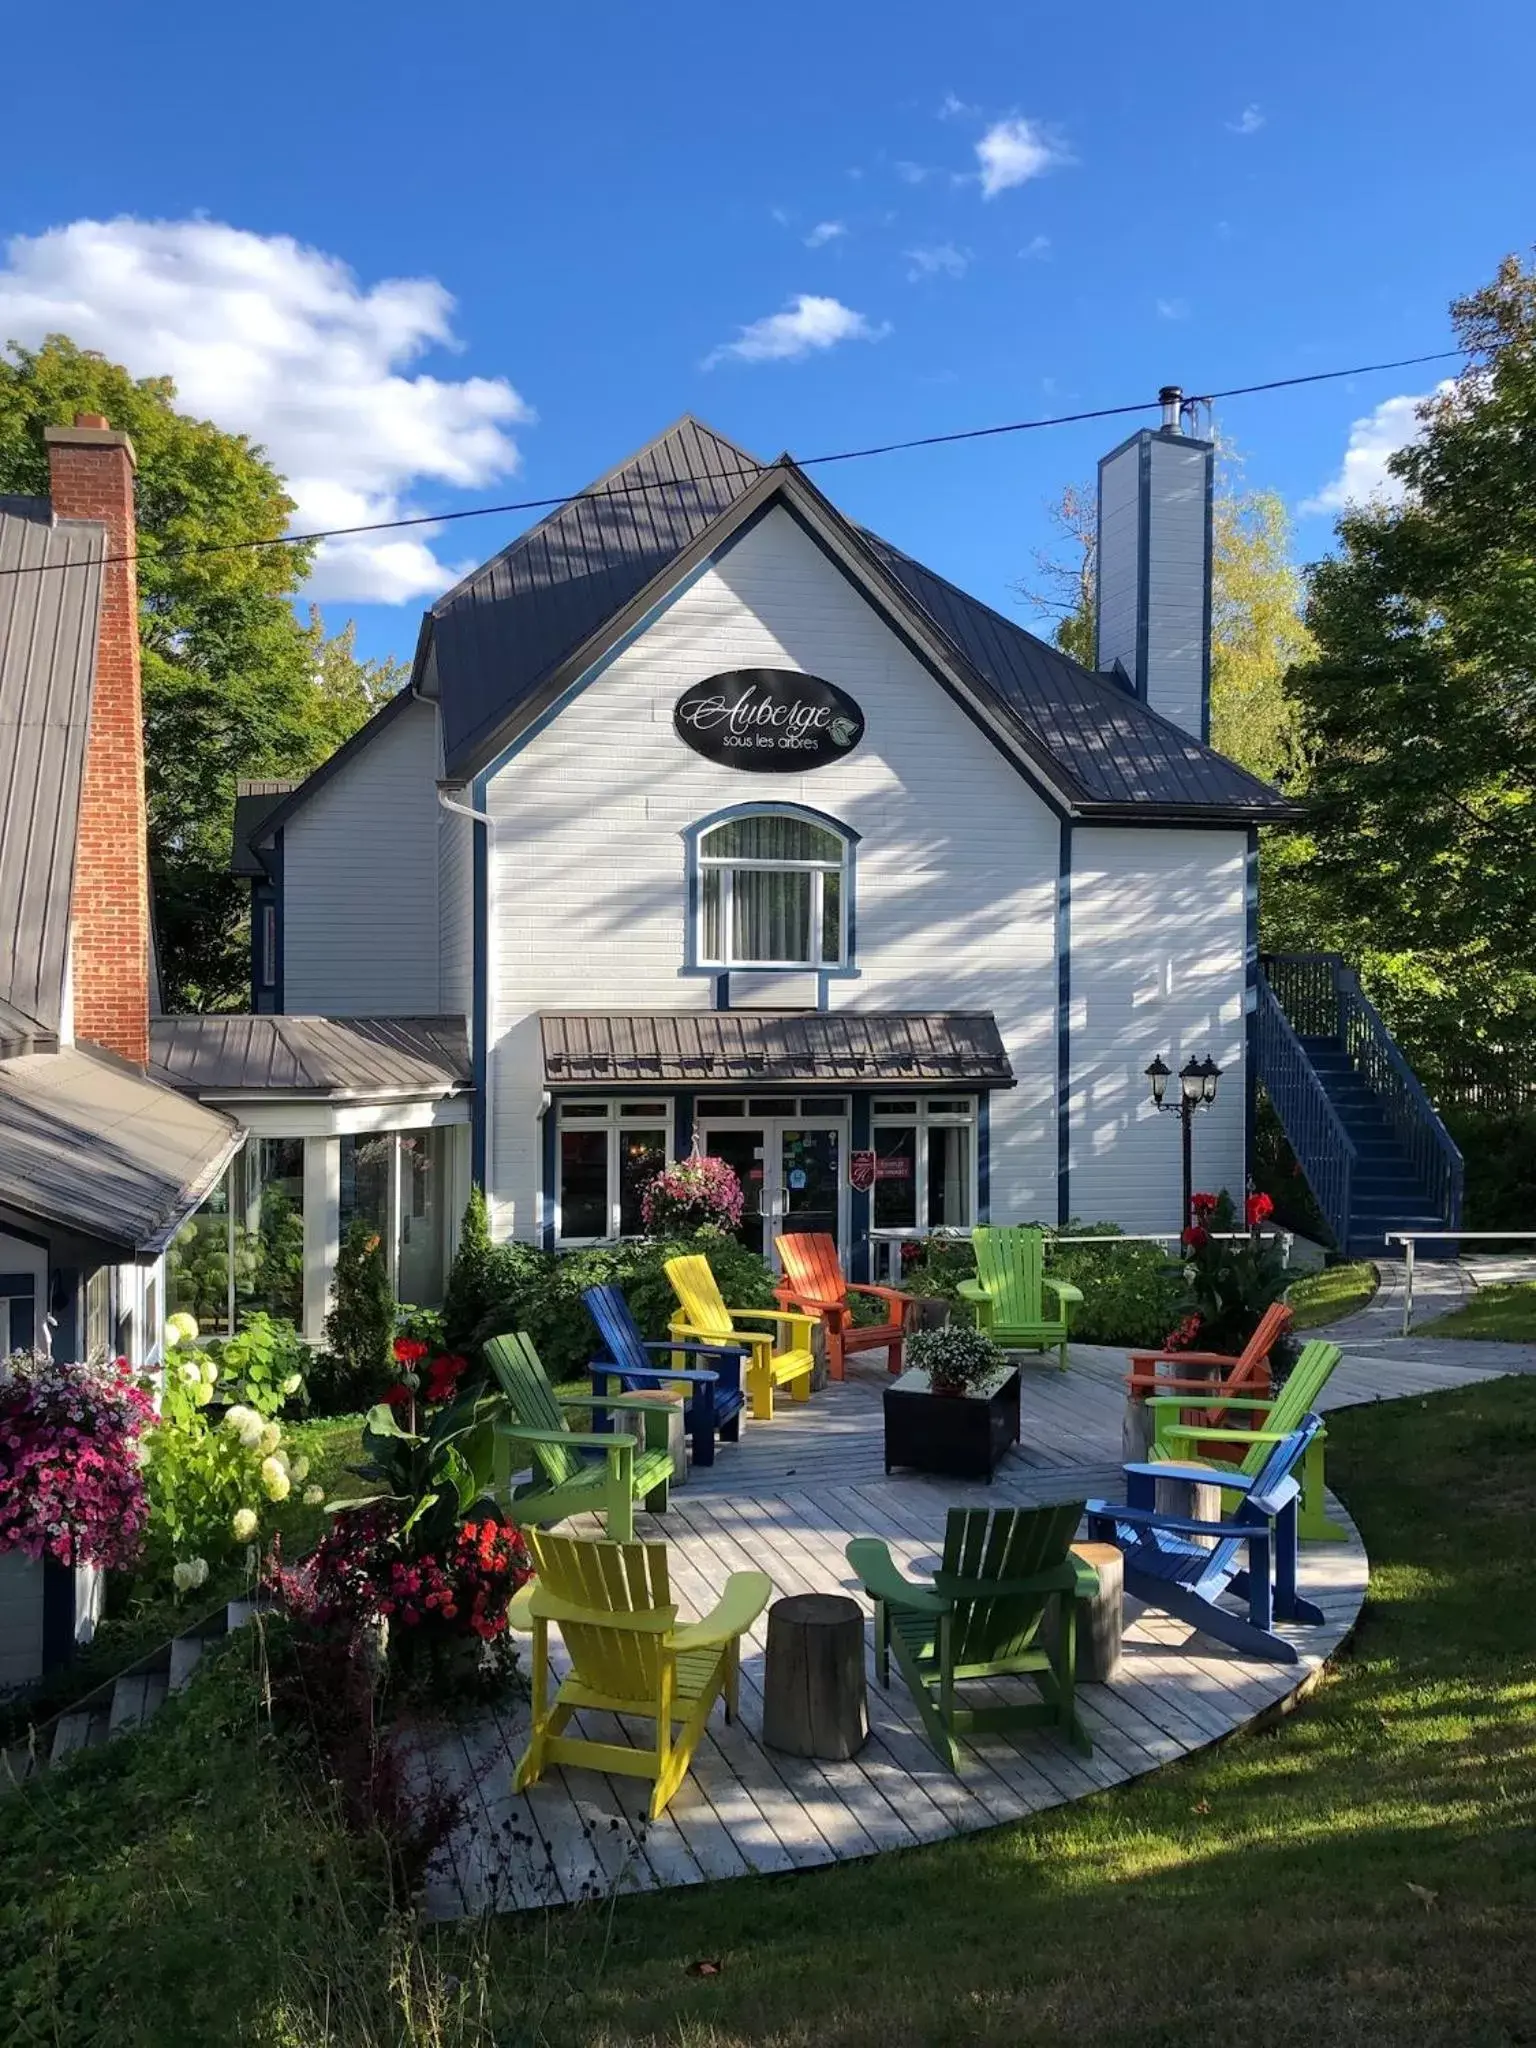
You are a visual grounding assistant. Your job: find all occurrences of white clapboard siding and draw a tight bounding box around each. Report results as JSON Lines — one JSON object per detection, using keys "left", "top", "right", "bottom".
{"left": 438, "top": 800, "right": 472, "bottom": 1017}
{"left": 1067, "top": 825, "right": 1247, "bottom": 1231}
{"left": 1095, "top": 437, "right": 1142, "bottom": 684}
{"left": 281, "top": 696, "right": 442, "bottom": 1015}
{"left": 482, "top": 504, "right": 1062, "bottom": 1240}
{"left": 1144, "top": 435, "right": 1210, "bottom": 740}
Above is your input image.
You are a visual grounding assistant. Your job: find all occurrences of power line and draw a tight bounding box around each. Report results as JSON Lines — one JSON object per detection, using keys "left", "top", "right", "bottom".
{"left": 0, "top": 345, "right": 1465, "bottom": 582}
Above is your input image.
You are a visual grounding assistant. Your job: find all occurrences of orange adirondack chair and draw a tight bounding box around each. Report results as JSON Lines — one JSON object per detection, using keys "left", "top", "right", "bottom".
{"left": 774, "top": 1232, "right": 909, "bottom": 1379}
{"left": 1126, "top": 1298, "right": 1292, "bottom": 1415}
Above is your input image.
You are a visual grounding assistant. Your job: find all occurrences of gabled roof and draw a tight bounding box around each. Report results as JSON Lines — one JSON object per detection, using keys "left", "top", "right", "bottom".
{"left": 230, "top": 778, "right": 298, "bottom": 876}
{"left": 149, "top": 1014, "right": 471, "bottom": 1098}
{"left": 266, "top": 414, "right": 1298, "bottom": 832}
{"left": 0, "top": 496, "right": 104, "bottom": 1053}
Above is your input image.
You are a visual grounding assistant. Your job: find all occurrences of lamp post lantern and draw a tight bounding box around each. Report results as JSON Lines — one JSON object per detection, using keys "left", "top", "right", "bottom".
{"left": 1145, "top": 1052, "right": 1223, "bottom": 1230}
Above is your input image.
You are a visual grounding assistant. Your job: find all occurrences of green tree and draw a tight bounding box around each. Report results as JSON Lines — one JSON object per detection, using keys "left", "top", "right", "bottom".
{"left": 1284, "top": 251, "right": 1536, "bottom": 1085}
{"left": 0, "top": 336, "right": 393, "bottom": 1010}
{"left": 1017, "top": 453, "right": 1313, "bottom": 784}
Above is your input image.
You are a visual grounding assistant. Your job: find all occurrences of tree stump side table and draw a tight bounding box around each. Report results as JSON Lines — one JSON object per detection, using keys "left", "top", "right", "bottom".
{"left": 618, "top": 1389, "right": 689, "bottom": 1488}
{"left": 761, "top": 1594, "right": 868, "bottom": 1760}
{"left": 1039, "top": 1540, "right": 1125, "bottom": 1683}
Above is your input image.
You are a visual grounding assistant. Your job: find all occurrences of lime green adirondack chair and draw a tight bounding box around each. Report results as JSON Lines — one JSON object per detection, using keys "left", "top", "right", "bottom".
{"left": 1148, "top": 1337, "right": 1346, "bottom": 1541}
{"left": 958, "top": 1225, "right": 1082, "bottom": 1369}
{"left": 509, "top": 1528, "right": 772, "bottom": 1819}
{"left": 845, "top": 1502, "right": 1097, "bottom": 1771}
{"left": 485, "top": 1332, "right": 674, "bottom": 1543}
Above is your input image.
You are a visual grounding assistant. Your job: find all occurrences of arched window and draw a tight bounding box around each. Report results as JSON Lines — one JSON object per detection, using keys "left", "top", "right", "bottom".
{"left": 695, "top": 811, "right": 850, "bottom": 968}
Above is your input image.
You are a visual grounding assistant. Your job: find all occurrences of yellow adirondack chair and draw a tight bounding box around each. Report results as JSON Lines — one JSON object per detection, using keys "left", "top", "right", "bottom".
{"left": 664, "top": 1253, "right": 815, "bottom": 1421}
{"left": 509, "top": 1528, "right": 772, "bottom": 1819}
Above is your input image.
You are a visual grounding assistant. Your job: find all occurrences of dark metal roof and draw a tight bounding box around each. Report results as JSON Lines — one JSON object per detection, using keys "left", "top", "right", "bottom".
{"left": 0, "top": 496, "right": 104, "bottom": 1053}
{"left": 541, "top": 1011, "right": 1014, "bottom": 1087}
{"left": 859, "top": 531, "right": 1292, "bottom": 818}
{"left": 0, "top": 1045, "right": 241, "bottom": 1255}
{"left": 230, "top": 778, "right": 298, "bottom": 875}
{"left": 430, "top": 416, "right": 766, "bottom": 775}
{"left": 149, "top": 1014, "right": 471, "bottom": 1097}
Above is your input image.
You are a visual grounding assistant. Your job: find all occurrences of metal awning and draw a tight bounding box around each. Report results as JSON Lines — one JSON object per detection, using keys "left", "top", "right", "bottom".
{"left": 149, "top": 1015, "right": 471, "bottom": 1099}
{"left": 540, "top": 1011, "right": 1013, "bottom": 1088}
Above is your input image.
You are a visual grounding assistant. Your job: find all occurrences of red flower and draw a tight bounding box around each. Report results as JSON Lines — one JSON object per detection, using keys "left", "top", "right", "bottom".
{"left": 1190, "top": 1191, "right": 1220, "bottom": 1219}
{"left": 1181, "top": 1225, "right": 1210, "bottom": 1250}
{"left": 1163, "top": 1312, "right": 1204, "bottom": 1352}
{"left": 1246, "top": 1191, "right": 1275, "bottom": 1226}
{"left": 393, "top": 1336, "right": 429, "bottom": 1365}
{"left": 381, "top": 1382, "right": 413, "bottom": 1409}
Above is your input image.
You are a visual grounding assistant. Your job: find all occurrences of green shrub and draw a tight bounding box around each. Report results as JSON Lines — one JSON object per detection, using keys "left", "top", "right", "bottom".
{"left": 1442, "top": 1105, "right": 1536, "bottom": 1230}
{"left": 311, "top": 1221, "right": 396, "bottom": 1415}
{"left": 205, "top": 1311, "right": 310, "bottom": 1414}
{"left": 901, "top": 1224, "right": 1186, "bottom": 1349}
{"left": 442, "top": 1183, "right": 497, "bottom": 1348}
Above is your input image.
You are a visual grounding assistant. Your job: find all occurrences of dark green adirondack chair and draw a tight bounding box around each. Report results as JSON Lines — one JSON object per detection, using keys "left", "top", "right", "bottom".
{"left": 958, "top": 1225, "right": 1082, "bottom": 1369}
{"left": 845, "top": 1502, "right": 1097, "bottom": 1771}
{"left": 485, "top": 1332, "right": 674, "bottom": 1543}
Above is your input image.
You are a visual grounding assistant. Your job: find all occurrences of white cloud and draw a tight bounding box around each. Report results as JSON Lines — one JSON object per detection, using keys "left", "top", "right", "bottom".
{"left": 0, "top": 216, "right": 532, "bottom": 603}
{"left": 975, "top": 116, "right": 1071, "bottom": 198}
{"left": 905, "top": 242, "right": 970, "bottom": 282}
{"left": 1156, "top": 296, "right": 1190, "bottom": 321}
{"left": 703, "top": 294, "right": 890, "bottom": 368}
{"left": 1227, "top": 104, "right": 1265, "bottom": 134}
{"left": 895, "top": 160, "right": 933, "bottom": 185}
{"left": 1300, "top": 384, "right": 1451, "bottom": 516}
{"left": 938, "top": 92, "right": 978, "bottom": 119}
{"left": 1019, "top": 234, "right": 1053, "bottom": 260}
{"left": 804, "top": 220, "right": 847, "bottom": 248}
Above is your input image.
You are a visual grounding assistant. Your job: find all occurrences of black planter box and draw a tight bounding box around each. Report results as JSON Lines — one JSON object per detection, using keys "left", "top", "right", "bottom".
{"left": 883, "top": 1365, "right": 1021, "bottom": 1482}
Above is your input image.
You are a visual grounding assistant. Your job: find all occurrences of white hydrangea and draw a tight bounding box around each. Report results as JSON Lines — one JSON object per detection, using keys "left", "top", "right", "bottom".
{"left": 289, "top": 1455, "right": 310, "bottom": 1484}
{"left": 201, "top": 1360, "right": 219, "bottom": 1385}
{"left": 302, "top": 1484, "right": 325, "bottom": 1507}
{"left": 223, "top": 1405, "right": 264, "bottom": 1450}
{"left": 178, "top": 1359, "right": 202, "bottom": 1387}
{"left": 260, "top": 1456, "right": 291, "bottom": 1503}
{"left": 164, "top": 1311, "right": 199, "bottom": 1349}
{"left": 258, "top": 1421, "right": 282, "bottom": 1456}
{"left": 280, "top": 1373, "right": 303, "bottom": 1397}
{"left": 172, "top": 1556, "right": 210, "bottom": 1592}
{"left": 232, "top": 1507, "right": 259, "bottom": 1541}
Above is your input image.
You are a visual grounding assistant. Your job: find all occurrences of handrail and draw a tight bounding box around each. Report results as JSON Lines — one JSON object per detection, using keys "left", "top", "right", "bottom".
{"left": 1334, "top": 965, "right": 1464, "bottom": 1230}
{"left": 1253, "top": 972, "right": 1356, "bottom": 1249}
{"left": 1387, "top": 1229, "right": 1536, "bottom": 1334}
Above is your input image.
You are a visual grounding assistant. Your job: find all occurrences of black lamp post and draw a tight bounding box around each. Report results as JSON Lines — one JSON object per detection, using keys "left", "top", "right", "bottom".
{"left": 1145, "top": 1052, "right": 1222, "bottom": 1230}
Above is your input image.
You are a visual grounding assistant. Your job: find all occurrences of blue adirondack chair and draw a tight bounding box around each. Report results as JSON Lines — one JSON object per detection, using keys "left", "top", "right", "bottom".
{"left": 582, "top": 1283, "right": 747, "bottom": 1469}
{"left": 1085, "top": 1417, "right": 1327, "bottom": 1664}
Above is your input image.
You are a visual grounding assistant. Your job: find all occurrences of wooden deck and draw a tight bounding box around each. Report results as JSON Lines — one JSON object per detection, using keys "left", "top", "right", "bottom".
{"left": 421, "top": 1340, "right": 1512, "bottom": 1918}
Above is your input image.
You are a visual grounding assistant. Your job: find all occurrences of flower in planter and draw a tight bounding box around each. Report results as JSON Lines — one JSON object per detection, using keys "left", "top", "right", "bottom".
{"left": 906, "top": 1322, "right": 1007, "bottom": 1396}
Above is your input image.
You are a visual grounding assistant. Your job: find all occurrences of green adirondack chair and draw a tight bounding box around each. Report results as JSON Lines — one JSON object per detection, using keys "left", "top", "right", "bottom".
{"left": 1148, "top": 1337, "right": 1346, "bottom": 1541}
{"left": 957, "top": 1225, "right": 1083, "bottom": 1369}
{"left": 845, "top": 1502, "right": 1097, "bottom": 1771}
{"left": 485, "top": 1331, "right": 674, "bottom": 1543}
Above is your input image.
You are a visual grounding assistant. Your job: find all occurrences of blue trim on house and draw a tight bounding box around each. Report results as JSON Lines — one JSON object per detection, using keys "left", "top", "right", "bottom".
{"left": 850, "top": 1091, "right": 872, "bottom": 1282}
{"left": 679, "top": 801, "right": 862, "bottom": 988}
{"left": 470, "top": 813, "right": 489, "bottom": 1191}
{"left": 672, "top": 1093, "right": 696, "bottom": 1160}
{"left": 1056, "top": 821, "right": 1072, "bottom": 1226}
{"left": 50, "top": 1266, "right": 77, "bottom": 1362}
{"left": 539, "top": 1102, "right": 556, "bottom": 1250}
{"left": 977, "top": 1094, "right": 991, "bottom": 1224}
{"left": 249, "top": 832, "right": 284, "bottom": 1014}
{"left": 1245, "top": 826, "right": 1260, "bottom": 1188}
{"left": 1200, "top": 451, "right": 1216, "bottom": 746}
{"left": 1134, "top": 435, "right": 1152, "bottom": 702}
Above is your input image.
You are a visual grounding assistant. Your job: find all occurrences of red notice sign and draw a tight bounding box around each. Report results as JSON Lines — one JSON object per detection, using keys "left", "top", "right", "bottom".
{"left": 849, "top": 1150, "right": 876, "bottom": 1192}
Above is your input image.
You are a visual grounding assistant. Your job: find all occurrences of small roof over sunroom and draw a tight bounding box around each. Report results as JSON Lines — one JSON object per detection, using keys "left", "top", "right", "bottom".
{"left": 541, "top": 1011, "right": 1014, "bottom": 1088}
{"left": 149, "top": 1015, "right": 471, "bottom": 1100}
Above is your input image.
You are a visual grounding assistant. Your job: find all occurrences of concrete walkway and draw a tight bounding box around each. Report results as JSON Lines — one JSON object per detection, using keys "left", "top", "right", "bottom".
{"left": 1308, "top": 1257, "right": 1536, "bottom": 1378}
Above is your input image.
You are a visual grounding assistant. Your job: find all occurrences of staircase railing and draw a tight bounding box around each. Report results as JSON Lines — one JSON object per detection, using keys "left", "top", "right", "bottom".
{"left": 1261, "top": 951, "right": 1465, "bottom": 1232}
{"left": 1255, "top": 973, "right": 1356, "bottom": 1248}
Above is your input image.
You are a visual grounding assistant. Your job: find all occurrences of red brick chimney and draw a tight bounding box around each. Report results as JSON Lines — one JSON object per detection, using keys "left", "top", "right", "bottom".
{"left": 44, "top": 414, "right": 150, "bottom": 1067}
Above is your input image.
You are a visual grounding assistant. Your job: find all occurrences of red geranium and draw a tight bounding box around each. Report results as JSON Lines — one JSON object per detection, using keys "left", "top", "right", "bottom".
{"left": 1190, "top": 1191, "right": 1220, "bottom": 1220}
{"left": 1181, "top": 1225, "right": 1210, "bottom": 1250}
{"left": 422, "top": 1353, "right": 468, "bottom": 1405}
{"left": 393, "top": 1336, "right": 429, "bottom": 1366}
{"left": 1246, "top": 1191, "right": 1276, "bottom": 1226}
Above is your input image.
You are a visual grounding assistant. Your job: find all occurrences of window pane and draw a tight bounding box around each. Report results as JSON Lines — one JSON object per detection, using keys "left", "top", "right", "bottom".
{"left": 560, "top": 1102, "right": 609, "bottom": 1121}
{"left": 619, "top": 1101, "right": 669, "bottom": 1119}
{"left": 167, "top": 1162, "right": 234, "bottom": 1336}
{"left": 872, "top": 1125, "right": 917, "bottom": 1230}
{"left": 619, "top": 1129, "right": 667, "bottom": 1236}
{"left": 85, "top": 1267, "right": 112, "bottom": 1359}
{"left": 701, "top": 865, "right": 723, "bottom": 959}
{"left": 397, "top": 1130, "right": 445, "bottom": 1308}
{"left": 340, "top": 1133, "right": 392, "bottom": 1252}
{"left": 733, "top": 867, "right": 811, "bottom": 962}
{"left": 820, "top": 869, "right": 841, "bottom": 963}
{"left": 239, "top": 1137, "right": 306, "bottom": 1325}
{"left": 559, "top": 1131, "right": 609, "bottom": 1239}
{"left": 928, "top": 1124, "right": 972, "bottom": 1228}
{"left": 702, "top": 816, "right": 841, "bottom": 862}
{"left": 873, "top": 1099, "right": 918, "bottom": 1117}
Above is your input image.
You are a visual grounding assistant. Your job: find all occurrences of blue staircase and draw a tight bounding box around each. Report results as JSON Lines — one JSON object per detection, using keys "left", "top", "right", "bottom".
{"left": 1256, "top": 954, "right": 1462, "bottom": 1259}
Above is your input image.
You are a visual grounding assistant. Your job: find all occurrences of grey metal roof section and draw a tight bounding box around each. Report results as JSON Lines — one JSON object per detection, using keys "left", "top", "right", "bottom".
{"left": 149, "top": 1014, "right": 471, "bottom": 1098}
{"left": 859, "top": 531, "right": 1293, "bottom": 818}
{"left": 0, "top": 496, "right": 103, "bottom": 1052}
{"left": 541, "top": 1011, "right": 1014, "bottom": 1087}
{"left": 230, "top": 778, "right": 298, "bottom": 875}
{"left": 431, "top": 416, "right": 765, "bottom": 775}
{"left": 0, "top": 1046, "right": 241, "bottom": 1255}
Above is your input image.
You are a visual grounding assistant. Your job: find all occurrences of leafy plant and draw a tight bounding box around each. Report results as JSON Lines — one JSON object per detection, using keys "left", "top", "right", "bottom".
{"left": 901, "top": 1226, "right": 1186, "bottom": 1349}
{"left": 442, "top": 1183, "right": 498, "bottom": 1349}
{"left": 311, "top": 1221, "right": 396, "bottom": 1415}
{"left": 208, "top": 1311, "right": 310, "bottom": 1415}
{"left": 1174, "top": 1190, "right": 1292, "bottom": 1356}
{"left": 906, "top": 1322, "right": 1006, "bottom": 1396}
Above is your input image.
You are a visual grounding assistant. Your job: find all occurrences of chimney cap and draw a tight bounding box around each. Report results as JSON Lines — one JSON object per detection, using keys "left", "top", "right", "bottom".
{"left": 74, "top": 411, "right": 110, "bottom": 429}
{"left": 1158, "top": 384, "right": 1184, "bottom": 432}
{"left": 42, "top": 418, "right": 138, "bottom": 470}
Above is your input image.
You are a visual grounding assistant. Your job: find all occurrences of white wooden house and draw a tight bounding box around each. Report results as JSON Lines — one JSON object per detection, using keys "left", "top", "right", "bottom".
{"left": 212, "top": 398, "right": 1297, "bottom": 1294}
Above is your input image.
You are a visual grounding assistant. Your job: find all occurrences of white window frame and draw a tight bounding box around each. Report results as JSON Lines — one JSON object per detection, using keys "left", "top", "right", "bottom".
{"left": 555, "top": 1100, "right": 671, "bottom": 1245}
{"left": 870, "top": 1096, "right": 979, "bottom": 1231}
{"left": 696, "top": 815, "right": 849, "bottom": 969}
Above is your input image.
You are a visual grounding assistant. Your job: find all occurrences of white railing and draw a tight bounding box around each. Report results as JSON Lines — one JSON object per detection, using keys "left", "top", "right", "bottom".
{"left": 867, "top": 1224, "right": 1293, "bottom": 1287}
{"left": 1386, "top": 1230, "right": 1536, "bottom": 1335}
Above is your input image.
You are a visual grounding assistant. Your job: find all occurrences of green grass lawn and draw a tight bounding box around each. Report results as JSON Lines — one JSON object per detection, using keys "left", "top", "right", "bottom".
{"left": 1419, "top": 1279, "right": 1536, "bottom": 1341}
{"left": 5, "top": 1382, "right": 1536, "bottom": 2045}
{"left": 1286, "top": 1259, "right": 1379, "bottom": 1329}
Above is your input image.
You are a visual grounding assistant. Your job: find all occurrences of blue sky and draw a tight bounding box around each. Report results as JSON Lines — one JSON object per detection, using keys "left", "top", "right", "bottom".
{"left": 4, "top": 0, "right": 1534, "bottom": 666}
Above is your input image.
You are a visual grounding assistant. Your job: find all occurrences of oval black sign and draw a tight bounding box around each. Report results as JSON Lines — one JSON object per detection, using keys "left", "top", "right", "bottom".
{"left": 673, "top": 668, "right": 866, "bottom": 772}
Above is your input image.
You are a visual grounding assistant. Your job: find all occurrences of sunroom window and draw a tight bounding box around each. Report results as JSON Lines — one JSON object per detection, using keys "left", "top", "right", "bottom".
{"left": 556, "top": 1101, "right": 669, "bottom": 1244}
{"left": 697, "top": 813, "right": 847, "bottom": 968}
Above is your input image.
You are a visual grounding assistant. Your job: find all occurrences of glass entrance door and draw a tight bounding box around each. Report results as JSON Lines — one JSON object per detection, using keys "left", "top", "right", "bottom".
{"left": 699, "top": 1120, "right": 845, "bottom": 1266}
